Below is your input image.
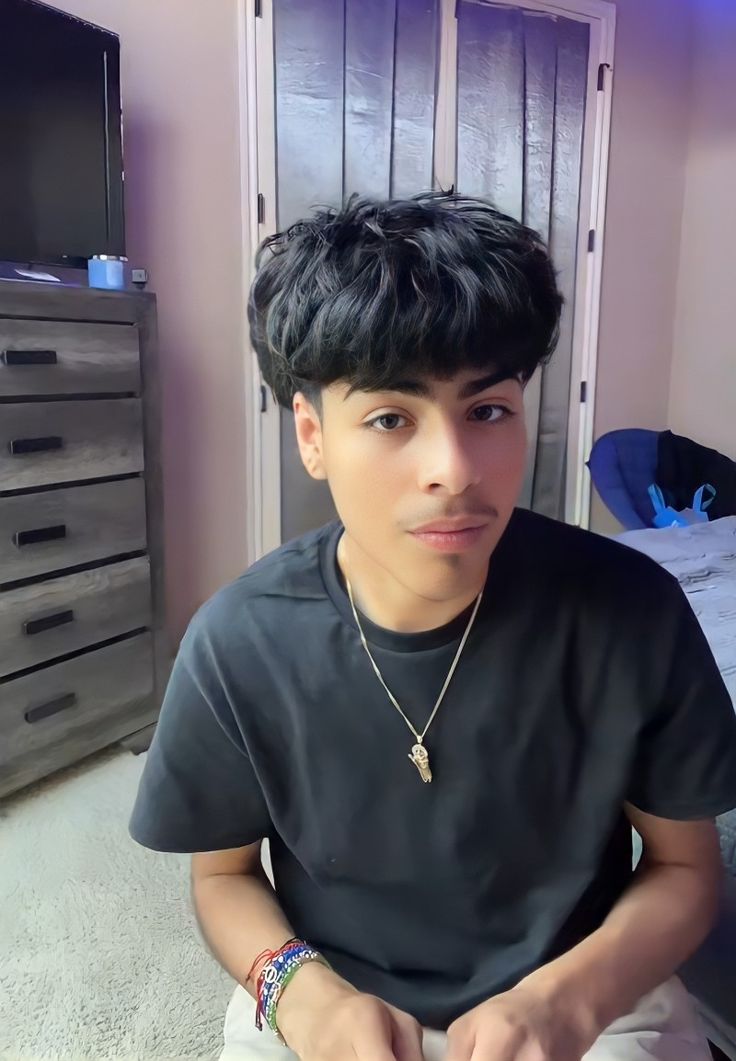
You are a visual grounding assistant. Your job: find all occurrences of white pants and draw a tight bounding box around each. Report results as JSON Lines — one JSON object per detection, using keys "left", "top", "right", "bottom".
{"left": 219, "top": 976, "right": 711, "bottom": 1061}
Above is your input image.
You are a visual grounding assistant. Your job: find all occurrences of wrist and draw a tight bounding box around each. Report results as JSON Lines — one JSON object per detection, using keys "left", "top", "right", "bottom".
{"left": 276, "top": 961, "right": 356, "bottom": 1050}
{"left": 515, "top": 965, "right": 606, "bottom": 1048}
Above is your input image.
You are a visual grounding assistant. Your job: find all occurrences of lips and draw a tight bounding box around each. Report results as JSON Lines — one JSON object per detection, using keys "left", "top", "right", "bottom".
{"left": 409, "top": 523, "right": 488, "bottom": 553}
{"left": 412, "top": 518, "right": 488, "bottom": 534}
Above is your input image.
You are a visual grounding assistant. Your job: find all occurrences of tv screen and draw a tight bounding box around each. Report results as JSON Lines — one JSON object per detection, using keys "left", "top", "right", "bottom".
{"left": 0, "top": 0, "right": 125, "bottom": 268}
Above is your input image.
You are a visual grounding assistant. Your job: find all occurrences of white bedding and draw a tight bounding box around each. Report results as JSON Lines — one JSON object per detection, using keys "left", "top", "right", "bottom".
{"left": 617, "top": 517, "right": 736, "bottom": 709}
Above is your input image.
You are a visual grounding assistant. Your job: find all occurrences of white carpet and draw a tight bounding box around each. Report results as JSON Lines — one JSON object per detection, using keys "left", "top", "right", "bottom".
{"left": 0, "top": 747, "right": 233, "bottom": 1061}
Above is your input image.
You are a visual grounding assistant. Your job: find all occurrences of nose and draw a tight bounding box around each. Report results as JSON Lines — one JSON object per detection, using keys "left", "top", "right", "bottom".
{"left": 416, "top": 421, "right": 482, "bottom": 496}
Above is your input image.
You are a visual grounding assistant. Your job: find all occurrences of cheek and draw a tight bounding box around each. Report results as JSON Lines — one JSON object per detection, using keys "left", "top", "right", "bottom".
{"left": 324, "top": 438, "right": 403, "bottom": 511}
{"left": 485, "top": 420, "right": 528, "bottom": 482}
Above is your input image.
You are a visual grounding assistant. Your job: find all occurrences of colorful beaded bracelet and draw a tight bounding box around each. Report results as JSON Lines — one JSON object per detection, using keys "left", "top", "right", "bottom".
{"left": 255, "top": 939, "right": 331, "bottom": 1045}
{"left": 257, "top": 943, "right": 321, "bottom": 1030}
{"left": 246, "top": 937, "right": 299, "bottom": 986}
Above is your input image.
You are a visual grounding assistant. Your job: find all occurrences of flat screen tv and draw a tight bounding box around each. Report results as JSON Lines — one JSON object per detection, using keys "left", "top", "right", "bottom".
{"left": 0, "top": 0, "right": 125, "bottom": 268}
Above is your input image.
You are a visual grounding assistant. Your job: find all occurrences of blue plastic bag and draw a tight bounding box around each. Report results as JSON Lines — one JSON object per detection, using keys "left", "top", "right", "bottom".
{"left": 648, "top": 483, "right": 716, "bottom": 529}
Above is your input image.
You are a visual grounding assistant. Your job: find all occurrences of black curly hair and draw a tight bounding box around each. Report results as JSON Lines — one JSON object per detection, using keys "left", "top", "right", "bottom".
{"left": 248, "top": 191, "right": 563, "bottom": 410}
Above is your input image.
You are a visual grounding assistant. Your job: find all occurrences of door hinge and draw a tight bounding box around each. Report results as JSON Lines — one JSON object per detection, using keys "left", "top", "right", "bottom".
{"left": 588, "top": 229, "right": 596, "bottom": 253}
{"left": 580, "top": 381, "right": 588, "bottom": 404}
{"left": 597, "top": 63, "right": 610, "bottom": 91}
{"left": 257, "top": 192, "right": 266, "bottom": 224}
{"left": 254, "top": 0, "right": 262, "bottom": 17}
{"left": 260, "top": 384, "right": 268, "bottom": 413}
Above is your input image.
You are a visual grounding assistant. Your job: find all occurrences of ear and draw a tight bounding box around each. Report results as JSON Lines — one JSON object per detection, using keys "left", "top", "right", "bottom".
{"left": 293, "top": 391, "right": 328, "bottom": 481}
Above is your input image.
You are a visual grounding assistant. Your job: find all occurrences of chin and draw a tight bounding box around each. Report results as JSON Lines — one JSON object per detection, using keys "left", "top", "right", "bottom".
{"left": 406, "top": 557, "right": 488, "bottom": 599}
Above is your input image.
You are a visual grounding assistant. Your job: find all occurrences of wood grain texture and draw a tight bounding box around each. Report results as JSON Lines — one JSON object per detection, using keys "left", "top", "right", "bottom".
{"left": 0, "top": 555, "right": 152, "bottom": 677}
{"left": 0, "top": 398, "right": 144, "bottom": 491}
{"left": 0, "top": 280, "right": 155, "bottom": 326}
{"left": 0, "top": 478, "right": 147, "bottom": 584}
{"left": 0, "top": 281, "right": 167, "bottom": 796}
{"left": 0, "top": 319, "right": 140, "bottom": 396}
{"left": 0, "top": 634, "right": 155, "bottom": 797}
{"left": 391, "top": 0, "right": 441, "bottom": 198}
{"left": 457, "top": 2, "right": 525, "bottom": 213}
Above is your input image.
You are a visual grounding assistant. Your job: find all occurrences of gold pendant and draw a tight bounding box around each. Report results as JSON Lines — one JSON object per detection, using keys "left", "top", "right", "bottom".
{"left": 409, "top": 743, "right": 433, "bottom": 783}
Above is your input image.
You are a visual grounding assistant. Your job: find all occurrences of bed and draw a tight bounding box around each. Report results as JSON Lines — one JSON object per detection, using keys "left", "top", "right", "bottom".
{"left": 617, "top": 516, "right": 736, "bottom": 1058}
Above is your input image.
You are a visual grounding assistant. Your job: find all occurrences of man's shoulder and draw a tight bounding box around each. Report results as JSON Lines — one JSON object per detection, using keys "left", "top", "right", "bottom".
{"left": 186, "top": 522, "right": 336, "bottom": 647}
{"left": 508, "top": 509, "right": 680, "bottom": 602}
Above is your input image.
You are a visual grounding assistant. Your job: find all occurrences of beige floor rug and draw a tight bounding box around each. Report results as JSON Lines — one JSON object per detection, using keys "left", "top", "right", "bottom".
{"left": 0, "top": 747, "right": 233, "bottom": 1061}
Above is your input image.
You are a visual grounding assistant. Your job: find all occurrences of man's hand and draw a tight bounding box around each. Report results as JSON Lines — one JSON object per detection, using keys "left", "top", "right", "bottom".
{"left": 445, "top": 983, "right": 597, "bottom": 1061}
{"left": 277, "top": 961, "right": 424, "bottom": 1061}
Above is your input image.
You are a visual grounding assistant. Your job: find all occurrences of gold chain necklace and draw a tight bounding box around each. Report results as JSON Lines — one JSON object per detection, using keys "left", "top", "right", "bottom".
{"left": 344, "top": 573, "right": 483, "bottom": 784}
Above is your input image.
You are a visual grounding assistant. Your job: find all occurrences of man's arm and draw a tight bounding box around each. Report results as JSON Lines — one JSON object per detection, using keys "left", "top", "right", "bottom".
{"left": 521, "top": 808, "right": 722, "bottom": 1028}
{"left": 446, "top": 811, "right": 723, "bottom": 1061}
{"left": 191, "top": 844, "right": 296, "bottom": 986}
{"left": 191, "top": 847, "right": 424, "bottom": 1061}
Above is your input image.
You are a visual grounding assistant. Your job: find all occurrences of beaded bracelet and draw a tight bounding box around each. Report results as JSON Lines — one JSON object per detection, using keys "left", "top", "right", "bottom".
{"left": 246, "top": 937, "right": 299, "bottom": 986}
{"left": 255, "top": 938, "right": 331, "bottom": 1044}
{"left": 256, "top": 943, "right": 304, "bottom": 1030}
{"left": 257, "top": 941, "right": 322, "bottom": 1036}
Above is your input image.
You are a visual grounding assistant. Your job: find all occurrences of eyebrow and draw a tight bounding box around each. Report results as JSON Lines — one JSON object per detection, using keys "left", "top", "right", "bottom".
{"left": 376, "top": 371, "right": 518, "bottom": 401}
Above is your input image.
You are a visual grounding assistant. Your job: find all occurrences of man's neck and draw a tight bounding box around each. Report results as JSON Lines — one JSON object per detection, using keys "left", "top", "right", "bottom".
{"left": 337, "top": 532, "right": 486, "bottom": 634}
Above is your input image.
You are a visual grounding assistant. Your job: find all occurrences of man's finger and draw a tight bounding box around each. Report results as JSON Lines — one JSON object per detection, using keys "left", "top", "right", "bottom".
{"left": 355, "top": 1037, "right": 399, "bottom": 1061}
{"left": 391, "top": 1015, "right": 425, "bottom": 1061}
{"left": 354, "top": 1005, "right": 403, "bottom": 1061}
{"left": 468, "top": 1032, "right": 519, "bottom": 1061}
{"left": 444, "top": 1026, "right": 476, "bottom": 1061}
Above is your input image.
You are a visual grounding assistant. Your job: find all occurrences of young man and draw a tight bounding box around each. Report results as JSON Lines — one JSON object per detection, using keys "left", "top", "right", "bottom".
{"left": 130, "top": 193, "right": 736, "bottom": 1061}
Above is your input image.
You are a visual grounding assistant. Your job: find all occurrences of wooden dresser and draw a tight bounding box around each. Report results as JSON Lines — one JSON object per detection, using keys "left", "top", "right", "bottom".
{"left": 0, "top": 282, "right": 167, "bottom": 798}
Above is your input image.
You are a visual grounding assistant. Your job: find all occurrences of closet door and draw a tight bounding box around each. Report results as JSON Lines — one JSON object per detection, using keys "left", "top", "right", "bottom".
{"left": 266, "top": 0, "right": 590, "bottom": 540}
{"left": 456, "top": 2, "right": 589, "bottom": 517}
{"left": 273, "top": 0, "right": 441, "bottom": 541}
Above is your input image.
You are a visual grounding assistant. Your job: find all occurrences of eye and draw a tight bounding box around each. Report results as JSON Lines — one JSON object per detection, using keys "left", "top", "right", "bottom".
{"left": 366, "top": 413, "right": 410, "bottom": 433}
{"left": 470, "top": 404, "right": 512, "bottom": 423}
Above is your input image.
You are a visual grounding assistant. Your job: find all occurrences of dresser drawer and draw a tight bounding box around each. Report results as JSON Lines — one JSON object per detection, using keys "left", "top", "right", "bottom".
{"left": 0, "top": 478, "right": 148, "bottom": 585}
{"left": 0, "top": 555, "right": 151, "bottom": 678}
{"left": 0, "top": 319, "right": 140, "bottom": 397}
{"left": 0, "top": 399, "right": 143, "bottom": 491}
{"left": 0, "top": 634, "right": 155, "bottom": 795}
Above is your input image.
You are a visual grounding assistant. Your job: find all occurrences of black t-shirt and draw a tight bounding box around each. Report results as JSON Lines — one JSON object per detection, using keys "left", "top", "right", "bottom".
{"left": 130, "top": 510, "right": 736, "bottom": 1029}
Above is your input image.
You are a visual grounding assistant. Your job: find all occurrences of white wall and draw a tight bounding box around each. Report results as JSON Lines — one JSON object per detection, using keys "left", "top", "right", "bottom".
{"left": 591, "top": 0, "right": 695, "bottom": 532}
{"left": 669, "top": 0, "right": 736, "bottom": 460}
{"left": 47, "top": 0, "right": 252, "bottom": 646}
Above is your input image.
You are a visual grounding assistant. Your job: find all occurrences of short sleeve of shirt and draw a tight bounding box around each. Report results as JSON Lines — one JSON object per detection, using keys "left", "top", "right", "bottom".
{"left": 129, "top": 602, "right": 271, "bottom": 853}
{"left": 627, "top": 582, "right": 736, "bottom": 820}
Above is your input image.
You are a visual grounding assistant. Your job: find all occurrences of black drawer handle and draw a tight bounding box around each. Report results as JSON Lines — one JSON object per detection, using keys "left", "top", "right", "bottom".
{"left": 23, "top": 609, "right": 75, "bottom": 636}
{"left": 9, "top": 436, "right": 64, "bottom": 456}
{"left": 25, "top": 692, "right": 77, "bottom": 724}
{"left": 2, "top": 349, "right": 58, "bottom": 366}
{"left": 14, "top": 524, "right": 67, "bottom": 548}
